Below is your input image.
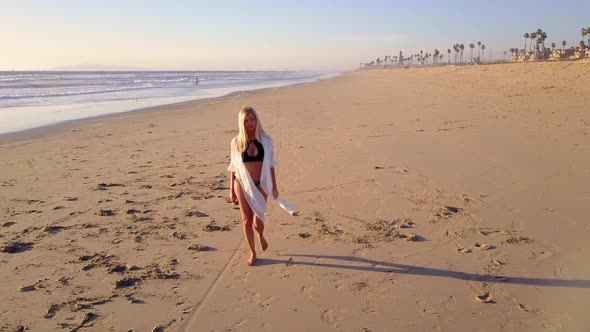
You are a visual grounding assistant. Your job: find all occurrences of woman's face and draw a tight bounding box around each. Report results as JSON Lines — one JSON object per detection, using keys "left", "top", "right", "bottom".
{"left": 244, "top": 113, "right": 257, "bottom": 133}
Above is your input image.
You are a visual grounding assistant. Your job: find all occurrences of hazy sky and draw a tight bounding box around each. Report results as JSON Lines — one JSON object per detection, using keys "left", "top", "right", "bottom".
{"left": 2, "top": 0, "right": 589, "bottom": 70}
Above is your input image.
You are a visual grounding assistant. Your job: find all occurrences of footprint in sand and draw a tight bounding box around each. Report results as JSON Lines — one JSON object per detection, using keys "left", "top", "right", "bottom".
{"left": 97, "top": 209, "right": 115, "bottom": 216}
{"left": 351, "top": 281, "right": 369, "bottom": 292}
{"left": 553, "top": 264, "right": 568, "bottom": 277}
{"left": 478, "top": 229, "right": 500, "bottom": 236}
{"left": 457, "top": 248, "right": 472, "bottom": 253}
{"left": 474, "top": 243, "right": 495, "bottom": 250}
{"left": 300, "top": 286, "right": 314, "bottom": 300}
{"left": 502, "top": 236, "right": 532, "bottom": 244}
{"left": 258, "top": 296, "right": 275, "bottom": 310}
{"left": 400, "top": 232, "right": 423, "bottom": 241}
{"left": 185, "top": 210, "right": 209, "bottom": 217}
{"left": 43, "top": 225, "right": 67, "bottom": 234}
{"left": 19, "top": 278, "right": 48, "bottom": 292}
{"left": 202, "top": 223, "right": 231, "bottom": 232}
{"left": 321, "top": 308, "right": 343, "bottom": 328}
{"left": 529, "top": 251, "right": 552, "bottom": 261}
{"left": 361, "top": 300, "right": 376, "bottom": 313}
{"left": 233, "top": 320, "right": 247, "bottom": 328}
{"left": 44, "top": 303, "right": 65, "bottom": 318}
{"left": 96, "top": 183, "right": 124, "bottom": 191}
{"left": 1, "top": 241, "right": 33, "bottom": 253}
{"left": 476, "top": 292, "right": 495, "bottom": 304}
{"left": 187, "top": 244, "right": 210, "bottom": 252}
{"left": 70, "top": 312, "right": 97, "bottom": 330}
{"left": 491, "top": 259, "right": 505, "bottom": 266}
{"left": 517, "top": 303, "right": 532, "bottom": 312}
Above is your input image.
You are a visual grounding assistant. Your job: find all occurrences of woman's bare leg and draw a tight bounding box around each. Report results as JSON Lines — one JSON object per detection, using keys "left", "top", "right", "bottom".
{"left": 254, "top": 186, "right": 269, "bottom": 251}
{"left": 254, "top": 217, "right": 268, "bottom": 251}
{"left": 234, "top": 180, "right": 257, "bottom": 265}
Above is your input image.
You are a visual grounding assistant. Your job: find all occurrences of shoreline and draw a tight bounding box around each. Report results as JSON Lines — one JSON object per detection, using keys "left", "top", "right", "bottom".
{"left": 0, "top": 72, "right": 345, "bottom": 145}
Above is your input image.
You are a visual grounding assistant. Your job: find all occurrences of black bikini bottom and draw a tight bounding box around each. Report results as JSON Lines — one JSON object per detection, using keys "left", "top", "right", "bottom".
{"left": 253, "top": 181, "right": 261, "bottom": 186}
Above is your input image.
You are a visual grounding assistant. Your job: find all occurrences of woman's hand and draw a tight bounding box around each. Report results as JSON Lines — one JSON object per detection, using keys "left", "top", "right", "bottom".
{"left": 231, "top": 188, "right": 238, "bottom": 205}
{"left": 272, "top": 187, "right": 279, "bottom": 200}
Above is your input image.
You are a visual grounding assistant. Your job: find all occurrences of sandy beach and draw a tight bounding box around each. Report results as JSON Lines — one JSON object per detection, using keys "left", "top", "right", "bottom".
{"left": 1, "top": 60, "right": 589, "bottom": 331}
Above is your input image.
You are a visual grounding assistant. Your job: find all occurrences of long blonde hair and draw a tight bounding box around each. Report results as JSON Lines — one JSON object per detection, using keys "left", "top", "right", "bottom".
{"left": 236, "top": 105, "right": 265, "bottom": 153}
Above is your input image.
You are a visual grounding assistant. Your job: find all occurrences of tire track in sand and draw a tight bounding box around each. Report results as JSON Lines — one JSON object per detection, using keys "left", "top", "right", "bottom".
{"left": 178, "top": 238, "right": 243, "bottom": 331}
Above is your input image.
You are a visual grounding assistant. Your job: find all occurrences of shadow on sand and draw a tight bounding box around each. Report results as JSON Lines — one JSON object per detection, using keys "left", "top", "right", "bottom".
{"left": 256, "top": 254, "right": 590, "bottom": 289}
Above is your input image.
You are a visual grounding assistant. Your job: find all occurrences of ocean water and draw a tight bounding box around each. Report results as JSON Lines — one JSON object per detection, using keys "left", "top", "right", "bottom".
{"left": 0, "top": 70, "right": 337, "bottom": 135}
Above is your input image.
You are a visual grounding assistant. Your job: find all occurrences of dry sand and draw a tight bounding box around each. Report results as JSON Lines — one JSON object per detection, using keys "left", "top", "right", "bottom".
{"left": 1, "top": 60, "right": 589, "bottom": 331}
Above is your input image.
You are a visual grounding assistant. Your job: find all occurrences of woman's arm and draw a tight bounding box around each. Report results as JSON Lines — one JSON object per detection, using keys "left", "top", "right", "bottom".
{"left": 230, "top": 171, "right": 238, "bottom": 204}
{"left": 270, "top": 167, "right": 279, "bottom": 199}
{"left": 228, "top": 138, "right": 238, "bottom": 204}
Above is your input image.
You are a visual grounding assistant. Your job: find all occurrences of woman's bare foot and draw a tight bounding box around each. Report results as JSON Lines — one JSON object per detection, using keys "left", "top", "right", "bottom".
{"left": 259, "top": 235, "right": 269, "bottom": 251}
{"left": 247, "top": 253, "right": 257, "bottom": 266}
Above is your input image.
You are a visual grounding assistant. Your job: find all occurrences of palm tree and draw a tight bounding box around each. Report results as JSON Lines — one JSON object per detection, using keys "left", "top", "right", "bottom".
{"left": 459, "top": 44, "right": 465, "bottom": 63}
{"left": 469, "top": 43, "right": 475, "bottom": 61}
{"left": 562, "top": 40, "right": 567, "bottom": 58}
{"left": 582, "top": 28, "right": 587, "bottom": 43}
{"left": 541, "top": 32, "right": 547, "bottom": 54}
{"left": 481, "top": 44, "right": 486, "bottom": 63}
{"left": 447, "top": 48, "right": 451, "bottom": 64}
{"left": 524, "top": 33, "right": 529, "bottom": 52}
{"left": 551, "top": 42, "right": 556, "bottom": 50}
{"left": 530, "top": 32, "right": 537, "bottom": 53}
{"left": 453, "top": 44, "right": 459, "bottom": 63}
{"left": 477, "top": 41, "right": 482, "bottom": 60}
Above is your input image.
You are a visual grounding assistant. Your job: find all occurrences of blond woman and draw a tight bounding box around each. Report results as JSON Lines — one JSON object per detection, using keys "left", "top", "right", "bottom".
{"left": 228, "top": 106, "right": 280, "bottom": 266}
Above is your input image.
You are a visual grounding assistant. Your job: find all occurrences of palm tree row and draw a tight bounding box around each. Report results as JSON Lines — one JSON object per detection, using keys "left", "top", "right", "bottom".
{"left": 582, "top": 27, "right": 590, "bottom": 46}
{"left": 521, "top": 29, "right": 548, "bottom": 59}
{"left": 360, "top": 25, "right": 590, "bottom": 69}
{"left": 360, "top": 40, "right": 487, "bottom": 69}
{"left": 512, "top": 26, "right": 590, "bottom": 61}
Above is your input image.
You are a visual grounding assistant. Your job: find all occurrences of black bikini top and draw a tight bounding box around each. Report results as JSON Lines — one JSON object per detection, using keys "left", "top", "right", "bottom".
{"left": 242, "top": 139, "right": 264, "bottom": 162}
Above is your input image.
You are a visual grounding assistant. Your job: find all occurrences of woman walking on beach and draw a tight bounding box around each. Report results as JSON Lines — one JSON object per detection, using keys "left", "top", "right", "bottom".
{"left": 228, "top": 106, "right": 280, "bottom": 266}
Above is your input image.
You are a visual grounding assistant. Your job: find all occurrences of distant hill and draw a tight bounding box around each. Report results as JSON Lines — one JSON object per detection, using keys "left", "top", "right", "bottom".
{"left": 47, "top": 64, "right": 154, "bottom": 71}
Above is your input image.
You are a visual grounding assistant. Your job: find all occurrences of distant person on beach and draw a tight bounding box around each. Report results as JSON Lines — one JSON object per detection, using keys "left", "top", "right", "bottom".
{"left": 195, "top": 76, "right": 199, "bottom": 84}
{"left": 228, "top": 106, "right": 294, "bottom": 266}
